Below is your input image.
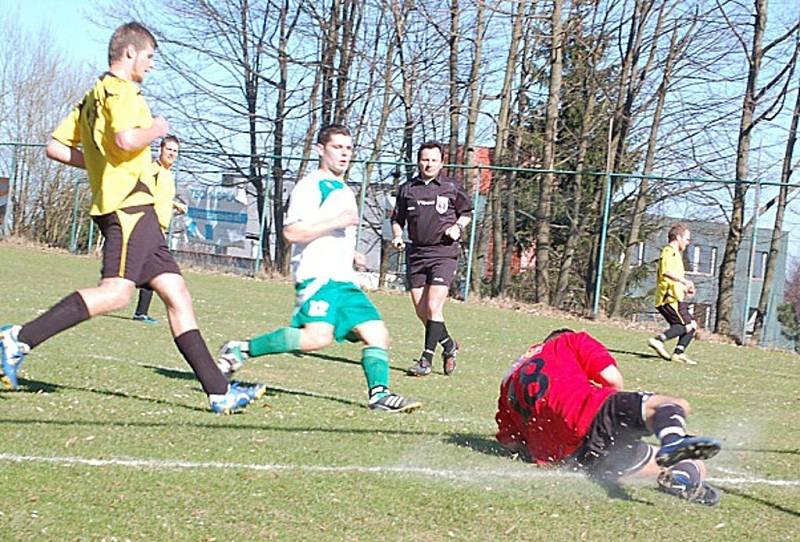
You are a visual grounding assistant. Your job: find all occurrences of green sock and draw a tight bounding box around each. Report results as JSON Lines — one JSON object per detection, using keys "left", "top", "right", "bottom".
{"left": 248, "top": 327, "right": 302, "bottom": 357}
{"left": 362, "top": 346, "right": 390, "bottom": 398}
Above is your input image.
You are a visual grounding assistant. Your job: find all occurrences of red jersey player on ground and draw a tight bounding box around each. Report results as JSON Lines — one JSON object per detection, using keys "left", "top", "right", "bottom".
{"left": 495, "top": 329, "right": 722, "bottom": 506}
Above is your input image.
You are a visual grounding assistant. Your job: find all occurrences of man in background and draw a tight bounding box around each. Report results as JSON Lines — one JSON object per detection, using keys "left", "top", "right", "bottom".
{"left": 648, "top": 224, "right": 698, "bottom": 365}
{"left": 132, "top": 135, "right": 188, "bottom": 324}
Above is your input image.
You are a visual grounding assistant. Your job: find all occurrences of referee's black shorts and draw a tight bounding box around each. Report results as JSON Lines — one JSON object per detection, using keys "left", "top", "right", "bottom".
{"left": 93, "top": 205, "right": 181, "bottom": 287}
{"left": 657, "top": 302, "right": 694, "bottom": 326}
{"left": 568, "top": 391, "right": 654, "bottom": 480}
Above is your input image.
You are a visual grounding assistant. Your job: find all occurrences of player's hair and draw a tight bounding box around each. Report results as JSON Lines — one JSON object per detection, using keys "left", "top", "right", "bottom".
{"left": 160, "top": 135, "right": 180, "bottom": 149}
{"left": 417, "top": 141, "right": 445, "bottom": 161}
{"left": 543, "top": 328, "right": 574, "bottom": 343}
{"left": 108, "top": 22, "right": 157, "bottom": 65}
{"left": 317, "top": 124, "right": 351, "bottom": 145}
{"left": 668, "top": 223, "right": 689, "bottom": 242}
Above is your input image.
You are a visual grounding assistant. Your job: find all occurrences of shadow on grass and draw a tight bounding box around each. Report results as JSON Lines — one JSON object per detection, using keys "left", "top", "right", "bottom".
{"left": 0, "top": 416, "right": 440, "bottom": 437}
{"left": 7, "top": 378, "right": 207, "bottom": 413}
{"left": 300, "top": 351, "right": 409, "bottom": 374}
{"left": 727, "top": 447, "right": 800, "bottom": 456}
{"left": 721, "top": 486, "right": 799, "bottom": 517}
{"left": 608, "top": 348, "right": 659, "bottom": 361}
{"left": 139, "top": 364, "right": 367, "bottom": 408}
{"left": 445, "top": 432, "right": 652, "bottom": 504}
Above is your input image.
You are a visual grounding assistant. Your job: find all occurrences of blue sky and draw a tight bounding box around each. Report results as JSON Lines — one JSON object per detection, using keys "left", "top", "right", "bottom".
{"left": 11, "top": 0, "right": 107, "bottom": 69}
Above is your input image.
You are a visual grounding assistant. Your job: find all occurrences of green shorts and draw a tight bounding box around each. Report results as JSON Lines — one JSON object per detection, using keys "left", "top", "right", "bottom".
{"left": 291, "top": 279, "right": 382, "bottom": 342}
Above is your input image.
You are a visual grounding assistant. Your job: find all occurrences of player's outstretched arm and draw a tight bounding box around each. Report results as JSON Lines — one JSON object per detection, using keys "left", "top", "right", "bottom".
{"left": 46, "top": 139, "right": 85, "bottom": 169}
{"left": 115, "top": 116, "right": 169, "bottom": 152}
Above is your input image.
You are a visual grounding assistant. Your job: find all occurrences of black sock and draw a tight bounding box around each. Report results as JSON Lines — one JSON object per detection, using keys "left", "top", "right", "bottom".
{"left": 671, "top": 460, "right": 701, "bottom": 485}
{"left": 438, "top": 322, "right": 455, "bottom": 353}
{"left": 422, "top": 320, "right": 444, "bottom": 363}
{"left": 134, "top": 288, "right": 154, "bottom": 316}
{"left": 18, "top": 292, "right": 91, "bottom": 349}
{"left": 659, "top": 324, "right": 684, "bottom": 342}
{"left": 652, "top": 403, "right": 687, "bottom": 446}
{"left": 675, "top": 330, "right": 695, "bottom": 354}
{"left": 174, "top": 329, "right": 228, "bottom": 395}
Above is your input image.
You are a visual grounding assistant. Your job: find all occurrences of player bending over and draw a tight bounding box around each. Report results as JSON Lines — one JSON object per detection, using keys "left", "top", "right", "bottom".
{"left": 217, "top": 125, "right": 420, "bottom": 413}
{"left": 495, "top": 329, "right": 722, "bottom": 505}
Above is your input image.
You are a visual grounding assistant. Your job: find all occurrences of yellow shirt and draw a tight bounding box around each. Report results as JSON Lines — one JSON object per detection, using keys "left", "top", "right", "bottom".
{"left": 655, "top": 244, "right": 686, "bottom": 307}
{"left": 51, "top": 73, "right": 156, "bottom": 215}
{"left": 151, "top": 161, "right": 176, "bottom": 231}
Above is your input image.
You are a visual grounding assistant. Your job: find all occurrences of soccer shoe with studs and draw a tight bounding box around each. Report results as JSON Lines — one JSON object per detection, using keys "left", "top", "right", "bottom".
{"left": 648, "top": 337, "right": 671, "bottom": 360}
{"left": 671, "top": 352, "right": 697, "bottom": 365}
{"left": 442, "top": 341, "right": 460, "bottom": 376}
{"left": 231, "top": 381, "right": 267, "bottom": 401}
{"left": 657, "top": 469, "right": 721, "bottom": 506}
{"left": 655, "top": 435, "right": 721, "bottom": 468}
{"left": 406, "top": 358, "right": 432, "bottom": 377}
{"left": 368, "top": 391, "right": 421, "bottom": 413}
{"left": 132, "top": 314, "right": 158, "bottom": 324}
{"left": 209, "top": 382, "right": 266, "bottom": 414}
{"left": 217, "top": 340, "right": 249, "bottom": 376}
{"left": 1, "top": 324, "right": 28, "bottom": 390}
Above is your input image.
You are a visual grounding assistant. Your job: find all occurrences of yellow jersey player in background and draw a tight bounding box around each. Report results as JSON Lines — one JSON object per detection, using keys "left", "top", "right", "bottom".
{"left": 1, "top": 22, "right": 264, "bottom": 413}
{"left": 648, "top": 224, "right": 699, "bottom": 365}
{"left": 132, "top": 135, "right": 188, "bottom": 324}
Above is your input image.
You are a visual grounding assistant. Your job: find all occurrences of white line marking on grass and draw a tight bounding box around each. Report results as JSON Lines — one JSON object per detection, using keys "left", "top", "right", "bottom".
{"left": 0, "top": 453, "right": 797, "bottom": 488}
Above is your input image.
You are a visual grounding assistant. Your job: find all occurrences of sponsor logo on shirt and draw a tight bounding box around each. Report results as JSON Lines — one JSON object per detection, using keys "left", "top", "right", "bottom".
{"left": 436, "top": 195, "right": 449, "bottom": 214}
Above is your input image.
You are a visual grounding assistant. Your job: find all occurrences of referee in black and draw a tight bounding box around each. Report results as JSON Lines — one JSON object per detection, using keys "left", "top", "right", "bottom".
{"left": 391, "top": 141, "right": 473, "bottom": 376}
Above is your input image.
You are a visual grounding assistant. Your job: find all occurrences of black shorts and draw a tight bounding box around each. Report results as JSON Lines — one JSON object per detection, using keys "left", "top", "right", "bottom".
{"left": 93, "top": 205, "right": 181, "bottom": 287}
{"left": 406, "top": 252, "right": 458, "bottom": 289}
{"left": 568, "top": 391, "right": 653, "bottom": 480}
{"left": 657, "top": 303, "right": 694, "bottom": 326}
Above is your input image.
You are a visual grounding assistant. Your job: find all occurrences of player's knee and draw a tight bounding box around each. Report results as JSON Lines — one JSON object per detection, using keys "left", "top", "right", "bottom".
{"left": 360, "top": 322, "right": 389, "bottom": 348}
{"left": 675, "top": 397, "right": 691, "bottom": 415}
{"left": 304, "top": 327, "right": 334, "bottom": 350}
{"left": 102, "top": 282, "right": 134, "bottom": 310}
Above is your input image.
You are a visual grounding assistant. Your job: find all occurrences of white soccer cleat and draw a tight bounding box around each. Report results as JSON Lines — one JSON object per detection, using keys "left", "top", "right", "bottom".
{"left": 217, "top": 340, "right": 249, "bottom": 376}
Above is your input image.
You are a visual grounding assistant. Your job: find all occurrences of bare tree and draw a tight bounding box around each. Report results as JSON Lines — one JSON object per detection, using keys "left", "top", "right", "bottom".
{"left": 753, "top": 47, "right": 800, "bottom": 342}
{"left": 715, "top": 0, "right": 800, "bottom": 336}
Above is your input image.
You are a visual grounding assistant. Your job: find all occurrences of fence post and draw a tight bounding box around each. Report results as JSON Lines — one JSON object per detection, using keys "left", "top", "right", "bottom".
{"left": 254, "top": 180, "right": 270, "bottom": 276}
{"left": 355, "top": 168, "right": 370, "bottom": 251}
{"left": 463, "top": 165, "right": 481, "bottom": 302}
{"left": 4, "top": 144, "right": 19, "bottom": 236}
{"left": 87, "top": 215, "right": 95, "bottom": 253}
{"left": 592, "top": 171, "right": 614, "bottom": 318}
{"left": 742, "top": 179, "right": 761, "bottom": 344}
{"left": 69, "top": 180, "right": 81, "bottom": 253}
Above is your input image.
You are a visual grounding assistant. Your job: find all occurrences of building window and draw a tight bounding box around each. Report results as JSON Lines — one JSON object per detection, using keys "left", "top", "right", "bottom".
{"left": 688, "top": 302, "right": 711, "bottom": 329}
{"left": 752, "top": 251, "right": 768, "bottom": 279}
{"left": 619, "top": 241, "right": 645, "bottom": 267}
{"left": 686, "top": 245, "right": 717, "bottom": 275}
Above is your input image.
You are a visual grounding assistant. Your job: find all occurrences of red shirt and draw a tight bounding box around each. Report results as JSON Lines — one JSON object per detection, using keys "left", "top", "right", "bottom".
{"left": 495, "top": 331, "right": 618, "bottom": 464}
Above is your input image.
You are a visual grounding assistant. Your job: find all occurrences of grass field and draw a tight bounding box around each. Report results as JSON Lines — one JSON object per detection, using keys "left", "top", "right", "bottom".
{"left": 0, "top": 243, "right": 798, "bottom": 541}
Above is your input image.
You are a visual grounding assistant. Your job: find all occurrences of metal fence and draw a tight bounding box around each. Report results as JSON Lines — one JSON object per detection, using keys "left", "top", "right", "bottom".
{"left": 1, "top": 141, "right": 798, "bottom": 349}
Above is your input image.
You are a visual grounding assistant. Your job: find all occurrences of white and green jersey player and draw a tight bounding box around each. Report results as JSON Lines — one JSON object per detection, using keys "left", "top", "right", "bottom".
{"left": 217, "top": 125, "right": 420, "bottom": 413}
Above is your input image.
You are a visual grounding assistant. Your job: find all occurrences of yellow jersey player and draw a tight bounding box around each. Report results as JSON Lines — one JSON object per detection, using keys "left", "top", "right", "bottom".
{"left": 648, "top": 224, "right": 698, "bottom": 365}
{"left": 132, "top": 135, "right": 187, "bottom": 324}
{"left": 0, "top": 22, "right": 263, "bottom": 413}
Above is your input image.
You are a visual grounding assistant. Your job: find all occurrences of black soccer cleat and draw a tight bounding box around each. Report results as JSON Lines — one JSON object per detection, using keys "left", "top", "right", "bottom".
{"left": 657, "top": 469, "right": 721, "bottom": 506}
{"left": 368, "top": 391, "right": 421, "bottom": 413}
{"left": 442, "top": 341, "right": 460, "bottom": 376}
{"left": 407, "top": 358, "right": 432, "bottom": 377}
{"left": 655, "top": 436, "right": 721, "bottom": 468}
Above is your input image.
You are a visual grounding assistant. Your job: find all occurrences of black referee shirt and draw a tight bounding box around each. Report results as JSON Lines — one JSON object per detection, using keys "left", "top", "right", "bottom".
{"left": 391, "top": 174, "right": 473, "bottom": 257}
